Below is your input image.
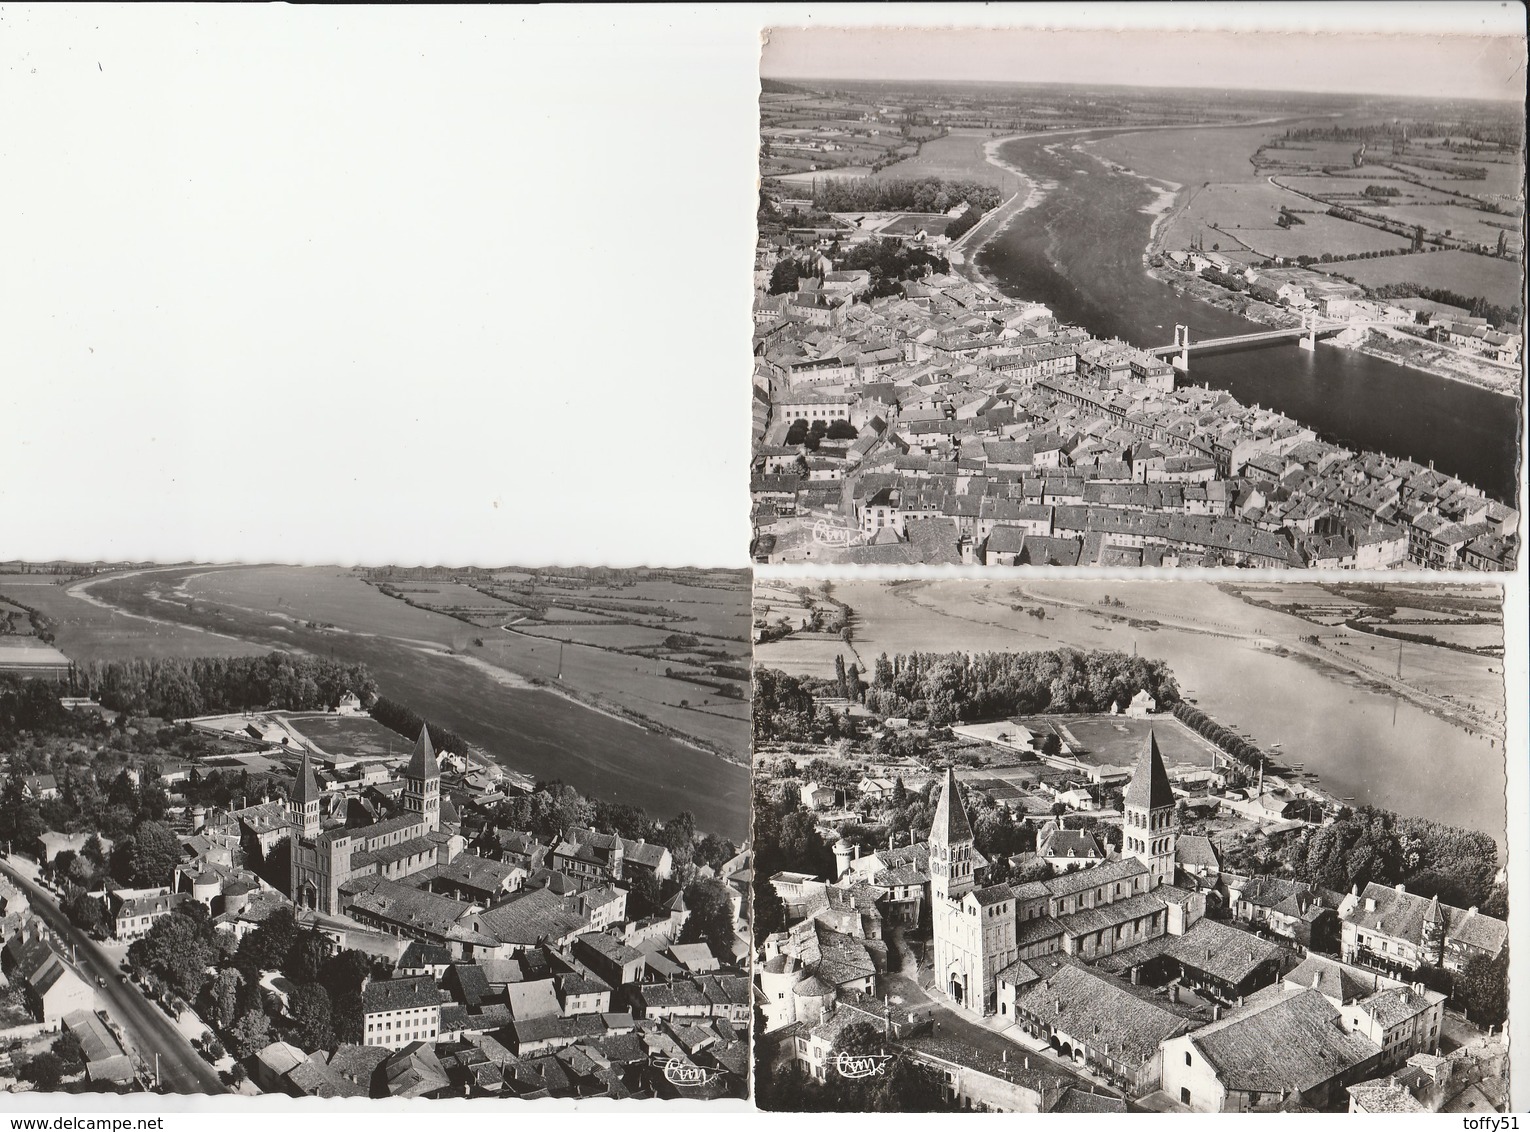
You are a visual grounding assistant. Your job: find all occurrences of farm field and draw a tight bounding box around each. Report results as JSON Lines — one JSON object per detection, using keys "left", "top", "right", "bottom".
{"left": 383, "top": 582, "right": 522, "bottom": 618}
{"left": 1375, "top": 623, "right": 1503, "bottom": 651}
{"left": 1369, "top": 202, "right": 1517, "bottom": 249}
{"left": 873, "top": 130, "right": 1020, "bottom": 192}
{"left": 474, "top": 628, "right": 748, "bottom": 757}
{"left": 1278, "top": 174, "right": 1459, "bottom": 206}
{"left": 1312, "top": 249, "right": 1524, "bottom": 310}
{"left": 1156, "top": 181, "right": 1304, "bottom": 251}
{"left": 1231, "top": 213, "right": 1412, "bottom": 258}
{"left": 0, "top": 573, "right": 270, "bottom": 663}
{"left": 180, "top": 566, "right": 753, "bottom": 761}
{"left": 513, "top": 622, "right": 690, "bottom": 651}
{"left": 1390, "top": 156, "right": 1526, "bottom": 200}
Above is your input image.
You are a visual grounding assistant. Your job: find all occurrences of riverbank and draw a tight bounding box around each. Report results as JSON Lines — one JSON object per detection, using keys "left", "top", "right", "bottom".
{"left": 947, "top": 134, "right": 1047, "bottom": 282}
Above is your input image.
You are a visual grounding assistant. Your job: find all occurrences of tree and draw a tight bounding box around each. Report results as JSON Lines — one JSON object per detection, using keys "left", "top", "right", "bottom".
{"left": 18, "top": 1051, "right": 65, "bottom": 1091}
{"left": 228, "top": 1008, "right": 272, "bottom": 1058}
{"left": 752, "top": 877, "right": 787, "bottom": 943}
{"left": 62, "top": 890, "right": 107, "bottom": 937}
{"left": 208, "top": 968, "right": 242, "bottom": 1030}
{"left": 238, "top": 907, "right": 299, "bottom": 974}
{"left": 287, "top": 983, "right": 336, "bottom": 1052}
{"left": 50, "top": 1031, "right": 85, "bottom": 1075}
{"left": 1455, "top": 948, "right": 1508, "bottom": 1028}
{"left": 126, "top": 820, "right": 180, "bottom": 886}
{"left": 768, "top": 258, "right": 801, "bottom": 295}
{"left": 680, "top": 877, "right": 736, "bottom": 952}
{"left": 128, "top": 903, "right": 217, "bottom": 998}
{"left": 282, "top": 929, "right": 331, "bottom": 984}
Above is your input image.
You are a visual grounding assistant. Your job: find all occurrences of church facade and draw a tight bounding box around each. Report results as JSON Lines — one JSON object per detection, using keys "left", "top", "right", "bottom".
{"left": 290, "top": 725, "right": 459, "bottom": 915}
{"left": 928, "top": 729, "right": 1180, "bottom": 1016}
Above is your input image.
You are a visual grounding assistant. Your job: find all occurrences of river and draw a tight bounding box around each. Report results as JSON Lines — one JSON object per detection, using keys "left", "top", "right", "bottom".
{"left": 84, "top": 566, "right": 751, "bottom": 840}
{"left": 758, "top": 578, "right": 1506, "bottom": 846}
{"left": 978, "top": 130, "right": 1520, "bottom": 504}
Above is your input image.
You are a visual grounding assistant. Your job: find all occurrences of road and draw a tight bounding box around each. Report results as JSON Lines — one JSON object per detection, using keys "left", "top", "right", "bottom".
{"left": 1, "top": 861, "right": 226, "bottom": 1095}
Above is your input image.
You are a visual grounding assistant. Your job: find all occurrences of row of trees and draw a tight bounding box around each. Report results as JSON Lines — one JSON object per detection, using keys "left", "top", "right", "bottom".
{"left": 756, "top": 649, "right": 1180, "bottom": 739}
{"left": 1170, "top": 701, "right": 1263, "bottom": 776}
{"left": 943, "top": 201, "right": 986, "bottom": 240}
{"left": 71, "top": 654, "right": 375, "bottom": 719}
{"left": 810, "top": 176, "right": 1003, "bottom": 216}
{"left": 368, "top": 695, "right": 468, "bottom": 757}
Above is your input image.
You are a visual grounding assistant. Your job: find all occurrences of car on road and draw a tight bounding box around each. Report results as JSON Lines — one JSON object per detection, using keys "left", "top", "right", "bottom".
{"left": 97, "top": 976, "right": 106, "bottom": 987}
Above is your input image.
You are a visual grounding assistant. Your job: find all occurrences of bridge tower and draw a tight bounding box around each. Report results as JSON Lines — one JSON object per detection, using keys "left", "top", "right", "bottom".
{"left": 1299, "top": 310, "right": 1317, "bottom": 352}
{"left": 1172, "top": 324, "right": 1190, "bottom": 372}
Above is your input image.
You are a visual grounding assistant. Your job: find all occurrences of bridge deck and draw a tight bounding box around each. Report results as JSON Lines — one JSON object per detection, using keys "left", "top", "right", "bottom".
{"left": 1147, "top": 323, "right": 1344, "bottom": 357}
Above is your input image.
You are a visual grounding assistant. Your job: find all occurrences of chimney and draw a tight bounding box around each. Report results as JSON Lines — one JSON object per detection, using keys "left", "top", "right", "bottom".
{"left": 1024, "top": 1056, "right": 1030, "bottom": 1070}
{"left": 1169, "top": 984, "right": 1180, "bottom": 1004}
{"left": 1312, "top": 973, "right": 1321, "bottom": 990}
{"left": 1212, "top": 1004, "right": 1221, "bottom": 1021}
{"left": 1365, "top": 897, "right": 1377, "bottom": 912}
{"left": 1131, "top": 965, "right": 1140, "bottom": 985}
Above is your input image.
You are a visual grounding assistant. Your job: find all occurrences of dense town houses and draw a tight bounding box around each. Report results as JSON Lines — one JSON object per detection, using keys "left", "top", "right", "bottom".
{"left": 751, "top": 252, "right": 1519, "bottom": 570}
{"left": 2, "top": 699, "right": 750, "bottom": 1100}
{"left": 755, "top": 727, "right": 1507, "bottom": 1112}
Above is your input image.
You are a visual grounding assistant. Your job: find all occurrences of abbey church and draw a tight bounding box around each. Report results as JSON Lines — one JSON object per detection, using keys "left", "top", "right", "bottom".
{"left": 929, "top": 728, "right": 1203, "bottom": 1016}
{"left": 289, "top": 724, "right": 463, "bottom": 915}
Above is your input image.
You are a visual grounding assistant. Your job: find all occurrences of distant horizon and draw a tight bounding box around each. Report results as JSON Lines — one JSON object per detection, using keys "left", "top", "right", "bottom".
{"left": 762, "top": 26, "right": 1527, "bottom": 104}
{"left": 761, "top": 73, "right": 1527, "bottom": 106}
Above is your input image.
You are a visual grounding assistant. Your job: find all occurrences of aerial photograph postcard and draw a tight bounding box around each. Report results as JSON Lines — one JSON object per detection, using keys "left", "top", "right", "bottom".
{"left": 750, "top": 576, "right": 1509, "bottom": 1112}
{"left": 0, "top": 562, "right": 750, "bottom": 1099}
{"left": 749, "top": 25, "right": 1526, "bottom": 570}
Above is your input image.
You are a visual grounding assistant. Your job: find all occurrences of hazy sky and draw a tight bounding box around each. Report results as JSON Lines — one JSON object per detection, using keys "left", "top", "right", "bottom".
{"left": 763, "top": 22, "right": 1527, "bottom": 103}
